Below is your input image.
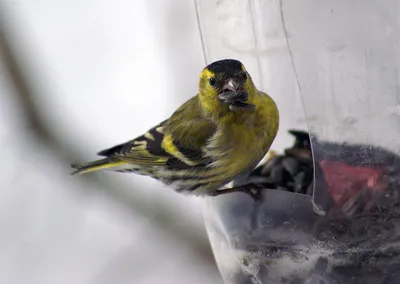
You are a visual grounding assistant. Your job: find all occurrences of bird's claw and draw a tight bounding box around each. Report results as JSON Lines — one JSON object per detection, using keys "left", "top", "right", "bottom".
{"left": 209, "top": 183, "right": 266, "bottom": 202}
{"left": 239, "top": 183, "right": 266, "bottom": 202}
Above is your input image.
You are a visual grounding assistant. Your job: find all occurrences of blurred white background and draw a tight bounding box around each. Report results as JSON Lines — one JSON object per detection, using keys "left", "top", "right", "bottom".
{"left": 0, "top": 0, "right": 224, "bottom": 283}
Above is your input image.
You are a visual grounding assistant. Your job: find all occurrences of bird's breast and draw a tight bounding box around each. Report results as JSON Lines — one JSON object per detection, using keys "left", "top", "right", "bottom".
{"left": 206, "top": 121, "right": 270, "bottom": 179}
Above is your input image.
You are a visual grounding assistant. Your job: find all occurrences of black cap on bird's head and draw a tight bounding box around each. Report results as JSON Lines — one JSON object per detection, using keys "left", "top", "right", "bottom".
{"left": 206, "top": 59, "right": 243, "bottom": 77}
{"left": 201, "top": 59, "right": 255, "bottom": 112}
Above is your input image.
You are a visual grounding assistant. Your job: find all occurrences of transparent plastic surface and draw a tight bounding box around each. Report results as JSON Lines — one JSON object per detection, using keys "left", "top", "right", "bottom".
{"left": 196, "top": 0, "right": 400, "bottom": 283}
{"left": 204, "top": 190, "right": 400, "bottom": 284}
{"left": 281, "top": 0, "right": 400, "bottom": 215}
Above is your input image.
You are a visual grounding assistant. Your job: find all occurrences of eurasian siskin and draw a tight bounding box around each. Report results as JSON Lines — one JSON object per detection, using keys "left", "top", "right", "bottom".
{"left": 71, "top": 59, "right": 279, "bottom": 197}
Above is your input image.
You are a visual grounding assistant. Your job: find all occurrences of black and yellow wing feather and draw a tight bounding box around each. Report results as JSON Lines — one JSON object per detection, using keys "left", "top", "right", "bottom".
{"left": 71, "top": 97, "right": 216, "bottom": 175}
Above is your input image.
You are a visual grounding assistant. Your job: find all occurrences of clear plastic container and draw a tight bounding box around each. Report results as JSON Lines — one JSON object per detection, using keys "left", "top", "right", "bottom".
{"left": 196, "top": 0, "right": 400, "bottom": 283}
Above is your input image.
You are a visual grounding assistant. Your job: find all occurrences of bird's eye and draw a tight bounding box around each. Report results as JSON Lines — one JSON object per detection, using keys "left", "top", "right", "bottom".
{"left": 209, "top": 77, "right": 216, "bottom": 87}
{"left": 243, "top": 72, "right": 248, "bottom": 81}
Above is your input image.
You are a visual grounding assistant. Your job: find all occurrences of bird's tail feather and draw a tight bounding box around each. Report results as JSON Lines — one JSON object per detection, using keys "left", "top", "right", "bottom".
{"left": 70, "top": 158, "right": 125, "bottom": 175}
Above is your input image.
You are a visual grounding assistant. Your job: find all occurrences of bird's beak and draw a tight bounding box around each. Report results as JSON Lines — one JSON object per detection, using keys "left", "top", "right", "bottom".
{"left": 218, "top": 79, "right": 255, "bottom": 111}
{"left": 218, "top": 79, "right": 245, "bottom": 102}
{"left": 224, "top": 79, "right": 238, "bottom": 93}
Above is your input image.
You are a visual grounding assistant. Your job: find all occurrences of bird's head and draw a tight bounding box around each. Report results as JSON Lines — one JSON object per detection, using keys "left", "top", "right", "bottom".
{"left": 198, "top": 59, "right": 256, "bottom": 117}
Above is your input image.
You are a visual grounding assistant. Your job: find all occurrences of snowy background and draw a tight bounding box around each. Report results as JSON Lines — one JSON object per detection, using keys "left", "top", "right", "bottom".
{"left": 0, "top": 0, "right": 223, "bottom": 283}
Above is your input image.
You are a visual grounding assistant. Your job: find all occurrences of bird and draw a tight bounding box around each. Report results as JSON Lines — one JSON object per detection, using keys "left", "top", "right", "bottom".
{"left": 71, "top": 59, "right": 279, "bottom": 197}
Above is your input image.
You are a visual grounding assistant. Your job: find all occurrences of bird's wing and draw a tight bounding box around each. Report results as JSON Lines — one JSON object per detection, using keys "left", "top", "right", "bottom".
{"left": 98, "top": 97, "right": 216, "bottom": 169}
{"left": 96, "top": 120, "right": 171, "bottom": 165}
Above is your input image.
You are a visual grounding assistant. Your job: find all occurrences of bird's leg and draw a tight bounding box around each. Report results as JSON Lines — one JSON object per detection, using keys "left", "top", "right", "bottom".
{"left": 209, "top": 183, "right": 266, "bottom": 202}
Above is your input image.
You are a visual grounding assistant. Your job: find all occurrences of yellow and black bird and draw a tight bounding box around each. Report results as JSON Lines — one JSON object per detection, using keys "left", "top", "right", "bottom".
{"left": 71, "top": 59, "right": 279, "bottom": 197}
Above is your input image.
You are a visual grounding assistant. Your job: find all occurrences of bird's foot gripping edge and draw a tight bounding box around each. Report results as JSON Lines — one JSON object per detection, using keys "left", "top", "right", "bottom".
{"left": 209, "top": 183, "right": 266, "bottom": 202}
